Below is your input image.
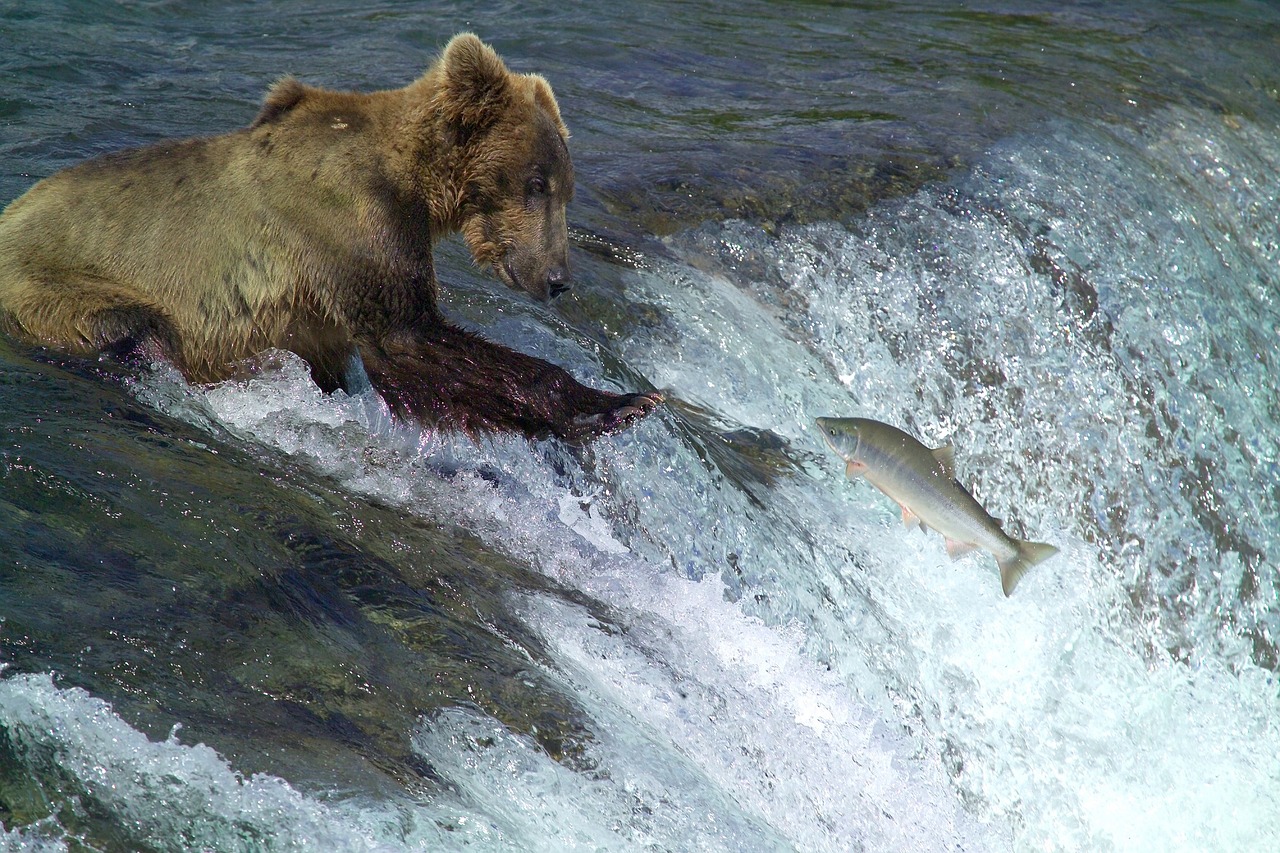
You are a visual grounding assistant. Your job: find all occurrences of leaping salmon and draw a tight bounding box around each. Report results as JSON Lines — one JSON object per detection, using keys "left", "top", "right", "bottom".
{"left": 816, "top": 416, "right": 1057, "bottom": 596}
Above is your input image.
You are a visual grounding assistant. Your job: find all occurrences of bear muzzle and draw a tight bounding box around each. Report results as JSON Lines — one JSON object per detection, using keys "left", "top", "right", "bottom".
{"left": 546, "top": 266, "right": 570, "bottom": 299}
{"left": 500, "top": 252, "right": 571, "bottom": 302}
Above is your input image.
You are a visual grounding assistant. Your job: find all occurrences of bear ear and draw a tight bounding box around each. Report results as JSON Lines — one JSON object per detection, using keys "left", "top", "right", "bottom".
{"left": 436, "top": 33, "right": 512, "bottom": 130}
{"left": 528, "top": 74, "right": 568, "bottom": 136}
{"left": 253, "top": 77, "right": 308, "bottom": 127}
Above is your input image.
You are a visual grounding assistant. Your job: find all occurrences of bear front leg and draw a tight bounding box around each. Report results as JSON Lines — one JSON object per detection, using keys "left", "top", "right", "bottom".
{"left": 359, "top": 324, "right": 661, "bottom": 442}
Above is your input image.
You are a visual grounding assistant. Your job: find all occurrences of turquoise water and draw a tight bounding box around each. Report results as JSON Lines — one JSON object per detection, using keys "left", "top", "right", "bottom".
{"left": 2, "top": 2, "right": 1279, "bottom": 850}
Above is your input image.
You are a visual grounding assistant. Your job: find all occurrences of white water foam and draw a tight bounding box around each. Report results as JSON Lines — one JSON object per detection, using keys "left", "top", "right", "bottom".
{"left": 129, "top": 350, "right": 996, "bottom": 851}
{"left": 628, "top": 106, "right": 1280, "bottom": 849}
{"left": 0, "top": 668, "right": 383, "bottom": 851}
{"left": 3, "top": 664, "right": 690, "bottom": 851}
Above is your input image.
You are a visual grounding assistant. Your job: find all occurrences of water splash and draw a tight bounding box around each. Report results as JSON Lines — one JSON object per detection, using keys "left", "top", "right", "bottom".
{"left": 0, "top": 670, "right": 386, "bottom": 851}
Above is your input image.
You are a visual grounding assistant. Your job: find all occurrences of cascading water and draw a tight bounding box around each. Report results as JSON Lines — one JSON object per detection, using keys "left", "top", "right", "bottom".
{"left": 2, "top": 3, "right": 1279, "bottom": 851}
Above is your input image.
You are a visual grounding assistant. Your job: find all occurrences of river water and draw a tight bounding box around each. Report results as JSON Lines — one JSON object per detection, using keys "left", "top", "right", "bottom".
{"left": 2, "top": 2, "right": 1279, "bottom": 850}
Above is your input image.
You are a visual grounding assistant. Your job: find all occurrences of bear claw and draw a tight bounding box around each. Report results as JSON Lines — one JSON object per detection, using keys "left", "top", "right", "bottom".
{"left": 569, "top": 391, "right": 663, "bottom": 439}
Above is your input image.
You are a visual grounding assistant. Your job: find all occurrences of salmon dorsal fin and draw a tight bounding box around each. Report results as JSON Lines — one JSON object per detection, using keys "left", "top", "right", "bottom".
{"left": 932, "top": 445, "right": 956, "bottom": 479}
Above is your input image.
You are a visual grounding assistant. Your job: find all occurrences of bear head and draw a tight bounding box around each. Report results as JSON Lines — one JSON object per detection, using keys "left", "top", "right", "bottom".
{"left": 425, "top": 34, "right": 575, "bottom": 302}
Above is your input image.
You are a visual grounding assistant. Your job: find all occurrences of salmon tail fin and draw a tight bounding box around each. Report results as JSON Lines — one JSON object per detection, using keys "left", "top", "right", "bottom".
{"left": 997, "top": 540, "right": 1059, "bottom": 597}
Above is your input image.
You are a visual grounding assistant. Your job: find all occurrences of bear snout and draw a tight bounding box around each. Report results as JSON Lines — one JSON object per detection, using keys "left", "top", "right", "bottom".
{"left": 547, "top": 266, "right": 570, "bottom": 299}
{"left": 500, "top": 250, "right": 570, "bottom": 302}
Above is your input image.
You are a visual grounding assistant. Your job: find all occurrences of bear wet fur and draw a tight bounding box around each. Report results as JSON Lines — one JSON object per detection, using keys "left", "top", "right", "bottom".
{"left": 0, "top": 33, "right": 659, "bottom": 441}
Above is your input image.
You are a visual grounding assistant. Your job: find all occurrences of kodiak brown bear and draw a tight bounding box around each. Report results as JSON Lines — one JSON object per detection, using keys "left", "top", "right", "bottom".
{"left": 0, "top": 33, "right": 659, "bottom": 441}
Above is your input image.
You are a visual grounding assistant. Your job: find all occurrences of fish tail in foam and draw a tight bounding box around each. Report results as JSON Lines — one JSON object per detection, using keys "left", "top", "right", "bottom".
{"left": 998, "top": 539, "right": 1060, "bottom": 597}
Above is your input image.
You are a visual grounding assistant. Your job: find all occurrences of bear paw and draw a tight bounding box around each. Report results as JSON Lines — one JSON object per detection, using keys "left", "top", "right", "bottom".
{"left": 566, "top": 390, "right": 663, "bottom": 441}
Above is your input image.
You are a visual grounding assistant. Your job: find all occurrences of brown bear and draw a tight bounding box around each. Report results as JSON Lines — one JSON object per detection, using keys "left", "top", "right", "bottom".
{"left": 0, "top": 33, "right": 659, "bottom": 441}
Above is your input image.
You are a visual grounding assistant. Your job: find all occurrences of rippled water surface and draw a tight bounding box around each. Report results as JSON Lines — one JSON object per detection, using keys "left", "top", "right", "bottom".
{"left": 2, "top": 2, "right": 1279, "bottom": 850}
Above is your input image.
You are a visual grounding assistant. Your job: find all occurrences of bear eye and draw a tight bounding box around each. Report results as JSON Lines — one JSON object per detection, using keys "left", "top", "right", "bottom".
{"left": 528, "top": 176, "right": 548, "bottom": 196}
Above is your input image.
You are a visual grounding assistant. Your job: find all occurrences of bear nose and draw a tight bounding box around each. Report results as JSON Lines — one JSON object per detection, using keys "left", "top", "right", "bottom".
{"left": 547, "top": 266, "right": 571, "bottom": 299}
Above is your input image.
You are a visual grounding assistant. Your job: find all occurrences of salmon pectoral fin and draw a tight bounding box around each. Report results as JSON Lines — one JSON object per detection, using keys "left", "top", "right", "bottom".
{"left": 845, "top": 459, "right": 868, "bottom": 479}
{"left": 996, "top": 539, "right": 1061, "bottom": 597}
{"left": 944, "top": 538, "right": 978, "bottom": 560}
{"left": 900, "top": 505, "right": 923, "bottom": 530}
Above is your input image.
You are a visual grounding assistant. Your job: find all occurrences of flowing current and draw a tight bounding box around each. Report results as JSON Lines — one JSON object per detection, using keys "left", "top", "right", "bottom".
{"left": 2, "top": 2, "right": 1279, "bottom": 851}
